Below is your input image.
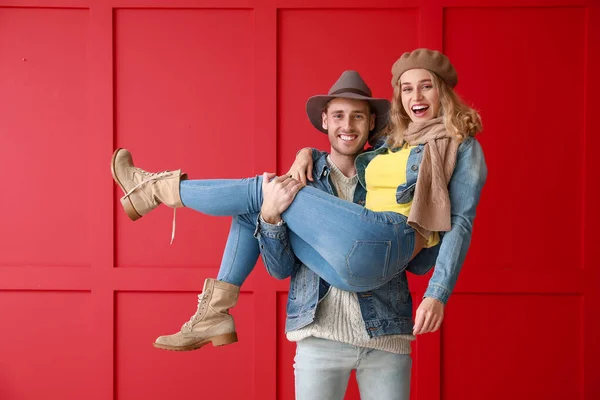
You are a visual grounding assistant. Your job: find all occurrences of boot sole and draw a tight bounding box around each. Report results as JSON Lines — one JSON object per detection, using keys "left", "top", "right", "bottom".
{"left": 111, "top": 148, "right": 142, "bottom": 221}
{"left": 152, "top": 332, "right": 238, "bottom": 352}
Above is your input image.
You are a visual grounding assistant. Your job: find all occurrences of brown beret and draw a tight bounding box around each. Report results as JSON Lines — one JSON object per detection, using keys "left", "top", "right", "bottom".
{"left": 391, "top": 48, "right": 457, "bottom": 88}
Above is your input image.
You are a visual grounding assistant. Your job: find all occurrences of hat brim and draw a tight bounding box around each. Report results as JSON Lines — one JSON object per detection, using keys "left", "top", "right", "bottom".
{"left": 306, "top": 93, "right": 390, "bottom": 136}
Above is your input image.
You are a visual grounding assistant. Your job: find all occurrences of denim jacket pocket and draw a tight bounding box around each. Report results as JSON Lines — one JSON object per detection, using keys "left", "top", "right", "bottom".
{"left": 396, "top": 182, "right": 416, "bottom": 204}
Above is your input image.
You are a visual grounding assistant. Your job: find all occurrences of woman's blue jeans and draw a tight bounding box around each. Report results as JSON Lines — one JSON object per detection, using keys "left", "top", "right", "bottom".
{"left": 180, "top": 176, "right": 415, "bottom": 292}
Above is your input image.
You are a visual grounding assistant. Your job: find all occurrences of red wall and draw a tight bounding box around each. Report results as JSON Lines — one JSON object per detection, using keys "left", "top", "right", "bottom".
{"left": 0, "top": 0, "right": 598, "bottom": 399}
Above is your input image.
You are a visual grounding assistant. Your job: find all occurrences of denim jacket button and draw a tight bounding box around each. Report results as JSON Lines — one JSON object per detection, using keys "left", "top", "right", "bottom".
{"left": 411, "top": 165, "right": 418, "bottom": 171}
{"left": 415, "top": 148, "right": 422, "bottom": 153}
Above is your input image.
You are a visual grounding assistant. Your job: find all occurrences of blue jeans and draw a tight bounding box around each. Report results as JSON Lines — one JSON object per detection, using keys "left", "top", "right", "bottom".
{"left": 294, "top": 337, "right": 411, "bottom": 400}
{"left": 215, "top": 213, "right": 260, "bottom": 285}
{"left": 180, "top": 177, "right": 415, "bottom": 291}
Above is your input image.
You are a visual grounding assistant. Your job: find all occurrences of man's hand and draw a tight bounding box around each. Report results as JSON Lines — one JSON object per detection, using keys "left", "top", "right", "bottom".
{"left": 286, "top": 148, "right": 314, "bottom": 184}
{"left": 413, "top": 297, "right": 445, "bottom": 335}
{"left": 261, "top": 172, "right": 304, "bottom": 224}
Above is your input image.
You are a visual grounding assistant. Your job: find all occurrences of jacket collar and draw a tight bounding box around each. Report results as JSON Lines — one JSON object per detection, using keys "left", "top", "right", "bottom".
{"left": 313, "top": 152, "right": 330, "bottom": 179}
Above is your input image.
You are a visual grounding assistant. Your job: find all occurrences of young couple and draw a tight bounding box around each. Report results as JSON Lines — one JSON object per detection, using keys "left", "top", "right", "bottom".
{"left": 111, "top": 48, "right": 487, "bottom": 400}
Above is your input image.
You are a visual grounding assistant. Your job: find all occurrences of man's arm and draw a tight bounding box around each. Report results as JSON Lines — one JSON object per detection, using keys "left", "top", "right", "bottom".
{"left": 255, "top": 216, "right": 302, "bottom": 279}
{"left": 255, "top": 174, "right": 304, "bottom": 279}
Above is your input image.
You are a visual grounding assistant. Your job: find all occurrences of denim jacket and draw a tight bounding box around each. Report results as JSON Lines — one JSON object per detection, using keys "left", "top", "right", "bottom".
{"left": 355, "top": 137, "right": 487, "bottom": 303}
{"left": 254, "top": 151, "right": 440, "bottom": 337}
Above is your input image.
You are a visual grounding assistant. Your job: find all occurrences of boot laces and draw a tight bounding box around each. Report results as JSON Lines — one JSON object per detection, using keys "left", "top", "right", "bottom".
{"left": 182, "top": 293, "right": 208, "bottom": 330}
{"left": 171, "top": 209, "right": 177, "bottom": 245}
{"left": 122, "top": 169, "right": 178, "bottom": 245}
{"left": 136, "top": 167, "right": 171, "bottom": 178}
{"left": 122, "top": 169, "right": 174, "bottom": 199}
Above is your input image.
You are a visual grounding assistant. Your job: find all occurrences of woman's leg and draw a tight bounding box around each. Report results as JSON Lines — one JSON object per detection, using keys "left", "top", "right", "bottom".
{"left": 180, "top": 177, "right": 415, "bottom": 290}
{"left": 180, "top": 178, "right": 264, "bottom": 216}
{"left": 153, "top": 213, "right": 261, "bottom": 351}
{"left": 216, "top": 213, "right": 261, "bottom": 285}
{"left": 113, "top": 149, "right": 415, "bottom": 290}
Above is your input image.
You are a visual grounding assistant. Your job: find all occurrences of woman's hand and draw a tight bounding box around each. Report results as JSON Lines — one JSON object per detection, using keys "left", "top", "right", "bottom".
{"left": 286, "top": 148, "right": 314, "bottom": 184}
{"left": 413, "top": 297, "right": 445, "bottom": 335}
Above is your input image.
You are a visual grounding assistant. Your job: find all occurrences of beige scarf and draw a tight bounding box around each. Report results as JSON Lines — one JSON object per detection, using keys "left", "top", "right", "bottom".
{"left": 401, "top": 117, "right": 460, "bottom": 238}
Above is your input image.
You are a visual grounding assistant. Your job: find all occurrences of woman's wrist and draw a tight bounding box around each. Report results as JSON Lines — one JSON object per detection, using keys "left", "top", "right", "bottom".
{"left": 295, "top": 147, "right": 313, "bottom": 157}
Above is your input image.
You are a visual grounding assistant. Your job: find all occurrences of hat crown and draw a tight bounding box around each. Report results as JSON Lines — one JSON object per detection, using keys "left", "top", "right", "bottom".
{"left": 328, "top": 70, "right": 372, "bottom": 98}
{"left": 305, "top": 70, "right": 390, "bottom": 138}
{"left": 390, "top": 48, "right": 457, "bottom": 88}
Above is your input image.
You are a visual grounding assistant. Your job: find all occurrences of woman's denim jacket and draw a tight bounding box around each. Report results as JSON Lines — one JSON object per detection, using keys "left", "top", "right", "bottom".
{"left": 354, "top": 136, "right": 487, "bottom": 303}
{"left": 254, "top": 150, "right": 442, "bottom": 337}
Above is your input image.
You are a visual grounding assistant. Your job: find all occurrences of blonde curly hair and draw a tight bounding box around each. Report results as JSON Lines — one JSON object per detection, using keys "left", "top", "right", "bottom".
{"left": 371, "top": 70, "right": 482, "bottom": 148}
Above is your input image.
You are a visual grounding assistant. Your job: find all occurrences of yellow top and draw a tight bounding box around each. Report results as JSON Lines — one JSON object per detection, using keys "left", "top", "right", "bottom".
{"left": 365, "top": 144, "right": 440, "bottom": 248}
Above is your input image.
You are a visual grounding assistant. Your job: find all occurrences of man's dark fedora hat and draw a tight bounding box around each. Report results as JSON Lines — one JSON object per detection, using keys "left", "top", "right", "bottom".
{"left": 306, "top": 70, "right": 390, "bottom": 135}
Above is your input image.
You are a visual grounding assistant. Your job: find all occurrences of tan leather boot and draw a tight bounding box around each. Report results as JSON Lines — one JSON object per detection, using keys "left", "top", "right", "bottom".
{"left": 153, "top": 278, "right": 240, "bottom": 351}
{"left": 111, "top": 148, "right": 186, "bottom": 221}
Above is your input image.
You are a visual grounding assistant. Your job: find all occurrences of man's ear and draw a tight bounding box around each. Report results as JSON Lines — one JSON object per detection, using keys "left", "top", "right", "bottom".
{"left": 370, "top": 114, "right": 376, "bottom": 131}
{"left": 322, "top": 111, "right": 328, "bottom": 130}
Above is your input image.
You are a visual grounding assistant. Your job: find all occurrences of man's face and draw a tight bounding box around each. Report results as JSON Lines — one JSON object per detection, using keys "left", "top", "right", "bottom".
{"left": 322, "top": 98, "right": 374, "bottom": 157}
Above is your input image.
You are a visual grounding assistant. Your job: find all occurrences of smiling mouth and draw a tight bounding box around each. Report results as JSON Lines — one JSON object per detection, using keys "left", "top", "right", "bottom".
{"left": 339, "top": 134, "right": 357, "bottom": 142}
{"left": 411, "top": 105, "right": 429, "bottom": 117}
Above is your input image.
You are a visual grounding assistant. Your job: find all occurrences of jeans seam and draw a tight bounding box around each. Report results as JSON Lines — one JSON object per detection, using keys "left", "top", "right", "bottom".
{"left": 218, "top": 222, "right": 239, "bottom": 282}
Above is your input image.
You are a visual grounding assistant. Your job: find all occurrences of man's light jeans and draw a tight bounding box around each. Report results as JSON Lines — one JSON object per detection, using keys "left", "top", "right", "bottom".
{"left": 294, "top": 337, "right": 411, "bottom": 400}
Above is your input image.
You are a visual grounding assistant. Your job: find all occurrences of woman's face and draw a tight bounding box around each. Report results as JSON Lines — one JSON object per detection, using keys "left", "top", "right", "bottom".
{"left": 399, "top": 68, "right": 440, "bottom": 122}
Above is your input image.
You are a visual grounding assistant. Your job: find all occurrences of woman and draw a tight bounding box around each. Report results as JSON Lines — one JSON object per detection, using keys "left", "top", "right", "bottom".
{"left": 112, "top": 48, "right": 487, "bottom": 351}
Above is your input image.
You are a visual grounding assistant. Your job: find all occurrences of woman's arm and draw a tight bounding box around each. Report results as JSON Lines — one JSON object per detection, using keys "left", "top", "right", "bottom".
{"left": 425, "top": 137, "right": 488, "bottom": 303}
{"left": 287, "top": 148, "right": 320, "bottom": 184}
{"left": 414, "top": 138, "right": 487, "bottom": 335}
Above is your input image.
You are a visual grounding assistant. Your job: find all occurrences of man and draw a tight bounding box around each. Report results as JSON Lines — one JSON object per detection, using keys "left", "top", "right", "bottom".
{"left": 255, "top": 70, "right": 440, "bottom": 400}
